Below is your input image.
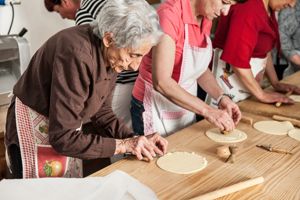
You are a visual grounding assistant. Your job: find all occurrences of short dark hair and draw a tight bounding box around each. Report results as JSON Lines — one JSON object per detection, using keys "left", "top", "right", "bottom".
{"left": 44, "top": 0, "right": 61, "bottom": 12}
{"left": 235, "top": 0, "right": 247, "bottom": 3}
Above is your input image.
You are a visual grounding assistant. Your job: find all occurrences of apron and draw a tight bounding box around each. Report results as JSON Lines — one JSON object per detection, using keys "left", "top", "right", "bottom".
{"left": 207, "top": 48, "right": 267, "bottom": 105}
{"left": 15, "top": 97, "right": 82, "bottom": 178}
{"left": 143, "top": 24, "right": 212, "bottom": 137}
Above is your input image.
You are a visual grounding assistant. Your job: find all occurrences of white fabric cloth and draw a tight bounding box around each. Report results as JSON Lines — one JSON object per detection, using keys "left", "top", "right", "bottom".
{"left": 0, "top": 170, "right": 157, "bottom": 200}
{"left": 112, "top": 83, "right": 134, "bottom": 129}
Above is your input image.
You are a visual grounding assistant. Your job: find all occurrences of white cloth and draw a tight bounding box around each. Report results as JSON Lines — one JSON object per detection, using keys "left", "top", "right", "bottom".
{"left": 143, "top": 24, "right": 212, "bottom": 136}
{"left": 208, "top": 48, "right": 267, "bottom": 104}
{"left": 0, "top": 170, "right": 157, "bottom": 200}
{"left": 112, "top": 83, "right": 134, "bottom": 129}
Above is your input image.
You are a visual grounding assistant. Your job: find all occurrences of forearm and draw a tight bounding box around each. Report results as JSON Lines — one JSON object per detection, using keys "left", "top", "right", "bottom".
{"left": 49, "top": 129, "right": 116, "bottom": 159}
{"left": 91, "top": 97, "right": 133, "bottom": 139}
{"left": 154, "top": 77, "right": 210, "bottom": 116}
{"left": 197, "top": 69, "right": 223, "bottom": 100}
{"left": 265, "top": 52, "right": 279, "bottom": 87}
{"left": 232, "top": 66, "right": 265, "bottom": 99}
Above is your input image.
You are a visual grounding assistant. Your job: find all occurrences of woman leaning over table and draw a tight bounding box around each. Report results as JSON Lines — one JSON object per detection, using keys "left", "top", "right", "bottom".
{"left": 5, "top": 0, "right": 167, "bottom": 179}
{"left": 131, "top": 0, "right": 245, "bottom": 137}
{"left": 210, "top": 0, "right": 300, "bottom": 105}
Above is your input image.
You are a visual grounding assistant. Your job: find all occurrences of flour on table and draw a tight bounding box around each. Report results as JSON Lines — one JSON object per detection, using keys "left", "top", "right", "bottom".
{"left": 205, "top": 128, "right": 247, "bottom": 143}
{"left": 253, "top": 120, "right": 294, "bottom": 135}
{"left": 288, "top": 129, "right": 300, "bottom": 142}
{"left": 156, "top": 152, "right": 207, "bottom": 174}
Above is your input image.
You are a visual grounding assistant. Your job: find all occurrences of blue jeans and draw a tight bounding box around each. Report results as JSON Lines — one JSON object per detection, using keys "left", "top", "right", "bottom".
{"left": 130, "top": 96, "right": 145, "bottom": 135}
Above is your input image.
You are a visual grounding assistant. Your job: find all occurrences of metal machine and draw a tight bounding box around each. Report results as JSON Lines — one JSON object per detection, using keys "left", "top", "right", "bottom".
{"left": 0, "top": 35, "right": 30, "bottom": 105}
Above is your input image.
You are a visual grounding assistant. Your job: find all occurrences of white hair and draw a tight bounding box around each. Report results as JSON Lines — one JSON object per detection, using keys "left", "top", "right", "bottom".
{"left": 92, "top": 0, "right": 162, "bottom": 48}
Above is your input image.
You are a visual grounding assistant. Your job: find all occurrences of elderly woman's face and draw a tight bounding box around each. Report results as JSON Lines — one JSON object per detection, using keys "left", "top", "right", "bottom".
{"left": 105, "top": 41, "right": 153, "bottom": 73}
{"left": 196, "top": 0, "right": 237, "bottom": 20}
{"left": 269, "top": 0, "right": 296, "bottom": 11}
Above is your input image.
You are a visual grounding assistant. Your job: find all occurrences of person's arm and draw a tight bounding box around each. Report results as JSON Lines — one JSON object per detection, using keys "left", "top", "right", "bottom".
{"left": 152, "top": 34, "right": 235, "bottom": 131}
{"left": 197, "top": 69, "right": 241, "bottom": 125}
{"left": 91, "top": 83, "right": 133, "bottom": 139}
{"left": 231, "top": 53, "right": 294, "bottom": 103}
{"left": 265, "top": 52, "right": 300, "bottom": 94}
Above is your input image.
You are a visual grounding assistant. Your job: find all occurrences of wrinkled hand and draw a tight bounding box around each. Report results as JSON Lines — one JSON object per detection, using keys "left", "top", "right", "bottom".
{"left": 258, "top": 91, "right": 294, "bottom": 104}
{"left": 218, "top": 96, "right": 242, "bottom": 125}
{"left": 203, "top": 107, "right": 235, "bottom": 131}
{"left": 124, "top": 133, "right": 168, "bottom": 161}
{"left": 273, "top": 82, "right": 300, "bottom": 94}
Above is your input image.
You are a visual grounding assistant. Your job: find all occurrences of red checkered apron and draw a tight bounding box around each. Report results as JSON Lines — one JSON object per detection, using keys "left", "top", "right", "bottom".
{"left": 15, "top": 97, "right": 82, "bottom": 178}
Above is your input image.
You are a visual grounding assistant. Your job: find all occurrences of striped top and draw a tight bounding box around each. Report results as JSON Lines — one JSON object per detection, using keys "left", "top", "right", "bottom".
{"left": 75, "top": 0, "right": 138, "bottom": 84}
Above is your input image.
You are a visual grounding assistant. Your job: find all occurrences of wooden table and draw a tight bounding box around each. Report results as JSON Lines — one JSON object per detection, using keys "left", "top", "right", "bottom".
{"left": 92, "top": 112, "right": 300, "bottom": 199}
{"left": 238, "top": 71, "right": 300, "bottom": 119}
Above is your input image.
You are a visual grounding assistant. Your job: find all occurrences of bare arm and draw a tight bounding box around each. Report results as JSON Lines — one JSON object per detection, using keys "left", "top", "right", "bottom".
{"left": 152, "top": 34, "right": 210, "bottom": 116}
{"left": 232, "top": 53, "right": 293, "bottom": 103}
{"left": 152, "top": 34, "right": 236, "bottom": 131}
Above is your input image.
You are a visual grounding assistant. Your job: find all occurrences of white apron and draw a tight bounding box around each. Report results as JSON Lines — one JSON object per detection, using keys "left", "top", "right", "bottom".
{"left": 15, "top": 97, "right": 82, "bottom": 178}
{"left": 143, "top": 24, "right": 212, "bottom": 137}
{"left": 208, "top": 48, "right": 267, "bottom": 105}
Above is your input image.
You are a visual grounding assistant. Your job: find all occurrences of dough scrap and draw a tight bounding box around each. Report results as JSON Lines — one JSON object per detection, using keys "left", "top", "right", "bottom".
{"left": 156, "top": 152, "right": 207, "bottom": 174}
{"left": 205, "top": 128, "right": 247, "bottom": 143}
{"left": 253, "top": 120, "right": 294, "bottom": 135}
{"left": 288, "top": 129, "right": 300, "bottom": 142}
{"left": 290, "top": 95, "right": 300, "bottom": 102}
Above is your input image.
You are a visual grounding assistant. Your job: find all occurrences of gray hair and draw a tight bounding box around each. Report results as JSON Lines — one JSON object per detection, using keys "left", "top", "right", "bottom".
{"left": 92, "top": 0, "right": 162, "bottom": 48}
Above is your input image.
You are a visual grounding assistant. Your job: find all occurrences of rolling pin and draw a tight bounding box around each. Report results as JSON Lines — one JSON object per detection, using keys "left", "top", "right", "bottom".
{"left": 275, "top": 91, "right": 293, "bottom": 107}
{"left": 272, "top": 115, "right": 300, "bottom": 127}
{"left": 189, "top": 176, "right": 264, "bottom": 200}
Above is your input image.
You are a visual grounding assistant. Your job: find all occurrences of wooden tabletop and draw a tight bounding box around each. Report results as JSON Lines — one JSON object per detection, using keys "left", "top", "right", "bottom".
{"left": 91, "top": 112, "right": 300, "bottom": 199}
{"left": 238, "top": 71, "right": 300, "bottom": 119}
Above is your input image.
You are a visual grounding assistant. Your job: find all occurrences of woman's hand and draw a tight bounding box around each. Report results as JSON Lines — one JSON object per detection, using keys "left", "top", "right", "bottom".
{"left": 117, "top": 133, "right": 168, "bottom": 161}
{"left": 273, "top": 82, "right": 300, "bottom": 95}
{"left": 257, "top": 91, "right": 294, "bottom": 104}
{"left": 218, "top": 96, "right": 242, "bottom": 125}
{"left": 203, "top": 106, "right": 235, "bottom": 131}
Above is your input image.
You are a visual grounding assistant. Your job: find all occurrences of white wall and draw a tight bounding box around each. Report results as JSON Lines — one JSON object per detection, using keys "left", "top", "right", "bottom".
{"left": 0, "top": 0, "right": 74, "bottom": 56}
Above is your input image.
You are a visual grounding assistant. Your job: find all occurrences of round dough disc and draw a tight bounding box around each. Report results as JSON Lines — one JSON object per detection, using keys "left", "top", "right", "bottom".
{"left": 156, "top": 152, "right": 207, "bottom": 174}
{"left": 288, "top": 129, "right": 300, "bottom": 142}
{"left": 253, "top": 120, "right": 294, "bottom": 135}
{"left": 290, "top": 95, "right": 300, "bottom": 102}
{"left": 205, "top": 128, "right": 247, "bottom": 143}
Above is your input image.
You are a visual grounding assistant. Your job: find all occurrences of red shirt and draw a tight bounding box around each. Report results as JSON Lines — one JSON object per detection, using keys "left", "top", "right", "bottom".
{"left": 133, "top": 0, "right": 212, "bottom": 101}
{"left": 213, "top": 0, "right": 279, "bottom": 68}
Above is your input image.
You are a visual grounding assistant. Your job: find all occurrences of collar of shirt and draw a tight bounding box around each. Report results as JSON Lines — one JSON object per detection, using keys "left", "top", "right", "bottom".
{"left": 181, "top": 0, "right": 211, "bottom": 47}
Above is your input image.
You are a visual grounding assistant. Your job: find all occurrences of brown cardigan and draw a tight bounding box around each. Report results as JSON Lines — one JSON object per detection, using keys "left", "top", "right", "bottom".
{"left": 5, "top": 25, "right": 133, "bottom": 159}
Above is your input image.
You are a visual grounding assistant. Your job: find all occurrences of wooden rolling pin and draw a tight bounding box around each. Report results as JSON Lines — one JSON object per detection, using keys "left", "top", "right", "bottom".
{"left": 275, "top": 91, "right": 293, "bottom": 107}
{"left": 272, "top": 115, "right": 300, "bottom": 127}
{"left": 189, "top": 176, "right": 264, "bottom": 200}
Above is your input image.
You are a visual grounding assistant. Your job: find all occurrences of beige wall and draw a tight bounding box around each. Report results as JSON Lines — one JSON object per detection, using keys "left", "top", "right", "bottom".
{"left": 0, "top": 0, "right": 73, "bottom": 56}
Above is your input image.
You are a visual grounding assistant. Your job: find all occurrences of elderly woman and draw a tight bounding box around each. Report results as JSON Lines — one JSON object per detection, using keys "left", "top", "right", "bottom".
{"left": 131, "top": 0, "right": 244, "bottom": 137}
{"left": 5, "top": 0, "right": 167, "bottom": 179}
{"left": 211, "top": 0, "right": 300, "bottom": 104}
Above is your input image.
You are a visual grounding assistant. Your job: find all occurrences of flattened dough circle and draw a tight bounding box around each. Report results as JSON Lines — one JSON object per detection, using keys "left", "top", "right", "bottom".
{"left": 288, "top": 129, "right": 300, "bottom": 142}
{"left": 253, "top": 120, "right": 294, "bottom": 135}
{"left": 290, "top": 95, "right": 300, "bottom": 102}
{"left": 156, "top": 152, "right": 207, "bottom": 174}
{"left": 205, "top": 128, "right": 247, "bottom": 143}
